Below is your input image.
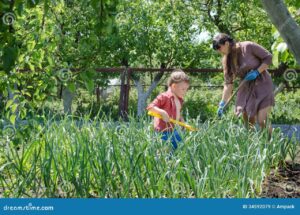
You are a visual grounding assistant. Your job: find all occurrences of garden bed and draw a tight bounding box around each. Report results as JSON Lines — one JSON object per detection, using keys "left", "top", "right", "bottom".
{"left": 272, "top": 124, "right": 300, "bottom": 141}
{"left": 261, "top": 160, "right": 300, "bottom": 198}
{"left": 0, "top": 118, "right": 299, "bottom": 198}
{"left": 261, "top": 124, "right": 300, "bottom": 198}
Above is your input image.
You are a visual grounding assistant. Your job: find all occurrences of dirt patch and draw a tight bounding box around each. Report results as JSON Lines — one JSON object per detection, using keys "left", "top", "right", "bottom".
{"left": 261, "top": 128, "right": 300, "bottom": 199}
{"left": 261, "top": 161, "right": 300, "bottom": 198}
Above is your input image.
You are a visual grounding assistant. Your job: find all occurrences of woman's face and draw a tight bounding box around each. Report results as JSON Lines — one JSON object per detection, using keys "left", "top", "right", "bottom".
{"left": 217, "top": 41, "right": 230, "bottom": 55}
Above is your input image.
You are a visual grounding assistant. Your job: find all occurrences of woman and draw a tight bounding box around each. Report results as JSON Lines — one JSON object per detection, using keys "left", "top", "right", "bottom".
{"left": 213, "top": 33, "right": 274, "bottom": 132}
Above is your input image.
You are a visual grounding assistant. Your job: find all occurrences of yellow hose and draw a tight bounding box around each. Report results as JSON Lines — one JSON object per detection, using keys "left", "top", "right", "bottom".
{"left": 148, "top": 111, "right": 198, "bottom": 131}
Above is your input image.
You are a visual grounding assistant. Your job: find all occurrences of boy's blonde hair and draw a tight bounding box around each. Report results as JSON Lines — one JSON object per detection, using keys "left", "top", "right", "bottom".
{"left": 167, "top": 69, "right": 190, "bottom": 86}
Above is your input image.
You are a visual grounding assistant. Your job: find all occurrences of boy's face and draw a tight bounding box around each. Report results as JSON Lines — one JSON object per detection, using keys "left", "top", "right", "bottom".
{"left": 171, "top": 82, "right": 189, "bottom": 99}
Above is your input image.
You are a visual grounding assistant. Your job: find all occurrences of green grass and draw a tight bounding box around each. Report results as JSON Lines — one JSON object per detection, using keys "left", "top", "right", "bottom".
{"left": 0, "top": 115, "right": 296, "bottom": 198}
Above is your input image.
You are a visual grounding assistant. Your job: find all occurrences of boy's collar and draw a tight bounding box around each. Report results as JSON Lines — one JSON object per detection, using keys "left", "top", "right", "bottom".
{"left": 166, "top": 88, "right": 175, "bottom": 98}
{"left": 166, "top": 88, "right": 183, "bottom": 100}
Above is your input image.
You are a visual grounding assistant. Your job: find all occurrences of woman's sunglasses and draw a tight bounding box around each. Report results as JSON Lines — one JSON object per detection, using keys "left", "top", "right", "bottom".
{"left": 212, "top": 39, "right": 227, "bottom": 50}
{"left": 212, "top": 42, "right": 221, "bottom": 50}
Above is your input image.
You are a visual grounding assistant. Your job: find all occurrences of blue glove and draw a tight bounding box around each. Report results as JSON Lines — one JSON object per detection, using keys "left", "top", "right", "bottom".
{"left": 244, "top": 70, "right": 260, "bottom": 81}
{"left": 217, "top": 100, "right": 226, "bottom": 117}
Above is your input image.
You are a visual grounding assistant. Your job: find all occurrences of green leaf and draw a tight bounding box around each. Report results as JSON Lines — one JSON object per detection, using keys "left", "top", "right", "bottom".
{"left": 2, "top": 46, "right": 18, "bottom": 72}
{"left": 80, "top": 72, "right": 88, "bottom": 80}
{"left": 272, "top": 51, "right": 279, "bottom": 68}
{"left": 27, "top": 62, "right": 35, "bottom": 72}
{"left": 11, "top": 104, "right": 18, "bottom": 113}
{"left": 282, "top": 51, "right": 289, "bottom": 62}
{"left": 27, "top": 0, "right": 39, "bottom": 8}
{"left": 20, "top": 108, "right": 27, "bottom": 119}
{"left": 27, "top": 40, "right": 36, "bottom": 52}
{"left": 85, "top": 71, "right": 95, "bottom": 79}
{"left": 47, "top": 56, "right": 54, "bottom": 66}
{"left": 18, "top": 54, "right": 25, "bottom": 63}
{"left": 85, "top": 80, "right": 95, "bottom": 93}
{"left": 16, "top": 2, "right": 25, "bottom": 16}
{"left": 67, "top": 82, "right": 76, "bottom": 93}
{"left": 5, "top": 100, "right": 14, "bottom": 110}
{"left": 10, "top": 114, "right": 16, "bottom": 125}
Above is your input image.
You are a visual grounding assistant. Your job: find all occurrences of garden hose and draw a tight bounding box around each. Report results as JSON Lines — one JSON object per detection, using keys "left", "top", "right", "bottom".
{"left": 147, "top": 111, "right": 198, "bottom": 131}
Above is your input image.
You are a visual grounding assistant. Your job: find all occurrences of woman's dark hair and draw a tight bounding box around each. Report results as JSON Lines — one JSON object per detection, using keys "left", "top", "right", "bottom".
{"left": 212, "top": 33, "right": 234, "bottom": 50}
{"left": 213, "top": 33, "right": 238, "bottom": 78}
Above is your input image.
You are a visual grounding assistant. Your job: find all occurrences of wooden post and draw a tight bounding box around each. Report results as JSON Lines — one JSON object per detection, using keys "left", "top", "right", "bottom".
{"left": 96, "top": 85, "right": 100, "bottom": 103}
{"left": 119, "top": 68, "right": 125, "bottom": 118}
{"left": 124, "top": 68, "right": 131, "bottom": 119}
{"left": 119, "top": 66, "right": 130, "bottom": 120}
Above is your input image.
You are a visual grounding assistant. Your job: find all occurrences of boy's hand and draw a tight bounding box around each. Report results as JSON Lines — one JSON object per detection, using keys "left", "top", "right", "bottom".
{"left": 161, "top": 111, "right": 170, "bottom": 122}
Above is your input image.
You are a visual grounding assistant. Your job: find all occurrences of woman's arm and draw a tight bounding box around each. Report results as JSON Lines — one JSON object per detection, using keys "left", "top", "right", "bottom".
{"left": 221, "top": 56, "right": 234, "bottom": 103}
{"left": 250, "top": 42, "right": 272, "bottom": 73}
{"left": 257, "top": 63, "right": 269, "bottom": 74}
{"left": 221, "top": 83, "right": 233, "bottom": 103}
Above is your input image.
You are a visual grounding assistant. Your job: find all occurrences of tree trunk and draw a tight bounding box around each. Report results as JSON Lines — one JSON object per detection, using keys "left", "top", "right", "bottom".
{"left": 62, "top": 87, "right": 74, "bottom": 114}
{"left": 261, "top": 0, "right": 300, "bottom": 65}
{"left": 133, "top": 71, "right": 164, "bottom": 117}
{"left": 134, "top": 80, "right": 147, "bottom": 117}
{"left": 7, "top": 83, "right": 20, "bottom": 121}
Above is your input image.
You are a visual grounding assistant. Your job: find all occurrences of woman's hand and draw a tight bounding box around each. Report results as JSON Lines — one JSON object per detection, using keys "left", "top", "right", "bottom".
{"left": 244, "top": 70, "right": 260, "bottom": 81}
{"left": 217, "top": 100, "right": 226, "bottom": 117}
{"left": 235, "top": 106, "right": 243, "bottom": 117}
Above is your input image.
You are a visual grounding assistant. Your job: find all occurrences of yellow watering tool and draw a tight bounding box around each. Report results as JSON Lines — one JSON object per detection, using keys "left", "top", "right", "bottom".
{"left": 148, "top": 111, "right": 198, "bottom": 131}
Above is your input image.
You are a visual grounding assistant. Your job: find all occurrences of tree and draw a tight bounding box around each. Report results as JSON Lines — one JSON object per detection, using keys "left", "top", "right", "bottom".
{"left": 261, "top": 0, "right": 300, "bottom": 65}
{"left": 0, "top": 0, "right": 119, "bottom": 118}
{"left": 114, "top": 0, "right": 212, "bottom": 116}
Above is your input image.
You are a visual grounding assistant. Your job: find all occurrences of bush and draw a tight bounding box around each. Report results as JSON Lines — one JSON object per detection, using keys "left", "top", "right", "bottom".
{"left": 182, "top": 87, "right": 222, "bottom": 122}
{"left": 271, "top": 89, "right": 300, "bottom": 124}
{"left": 29, "top": 85, "right": 300, "bottom": 125}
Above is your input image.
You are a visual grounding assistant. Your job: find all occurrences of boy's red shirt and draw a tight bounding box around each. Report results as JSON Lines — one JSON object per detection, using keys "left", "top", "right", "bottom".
{"left": 146, "top": 89, "right": 184, "bottom": 132}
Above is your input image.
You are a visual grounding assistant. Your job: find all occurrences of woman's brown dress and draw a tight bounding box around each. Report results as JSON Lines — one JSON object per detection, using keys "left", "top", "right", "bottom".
{"left": 223, "top": 41, "right": 274, "bottom": 117}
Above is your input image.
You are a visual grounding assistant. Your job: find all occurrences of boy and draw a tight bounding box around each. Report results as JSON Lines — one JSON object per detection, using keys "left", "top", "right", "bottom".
{"left": 147, "top": 69, "right": 189, "bottom": 149}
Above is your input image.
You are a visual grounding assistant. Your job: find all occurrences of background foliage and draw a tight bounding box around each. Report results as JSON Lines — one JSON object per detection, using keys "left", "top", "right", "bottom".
{"left": 0, "top": 0, "right": 299, "bottom": 124}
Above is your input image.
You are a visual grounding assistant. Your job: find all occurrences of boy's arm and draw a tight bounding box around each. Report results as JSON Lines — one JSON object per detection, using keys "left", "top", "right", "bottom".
{"left": 146, "top": 94, "right": 170, "bottom": 122}
{"left": 148, "top": 107, "right": 170, "bottom": 123}
{"left": 180, "top": 116, "right": 184, "bottom": 122}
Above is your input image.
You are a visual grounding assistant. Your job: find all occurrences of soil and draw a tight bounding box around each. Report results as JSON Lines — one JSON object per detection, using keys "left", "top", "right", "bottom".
{"left": 261, "top": 154, "right": 300, "bottom": 198}
{"left": 261, "top": 125, "right": 300, "bottom": 198}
